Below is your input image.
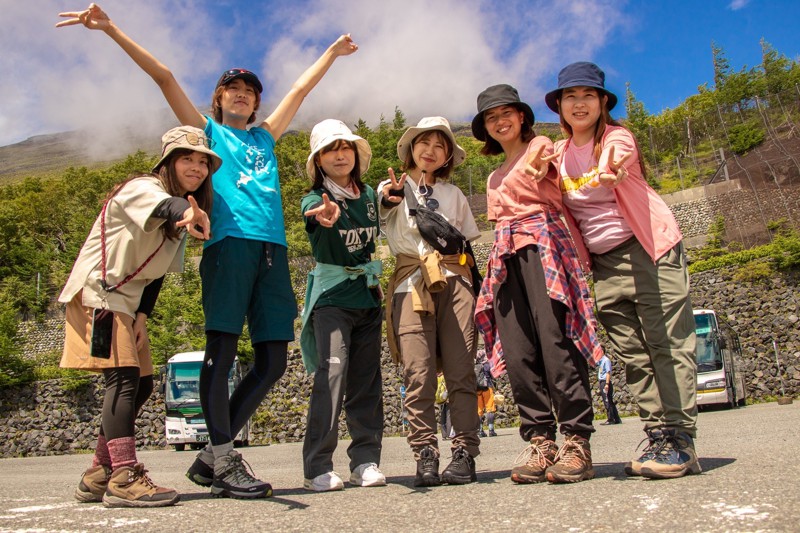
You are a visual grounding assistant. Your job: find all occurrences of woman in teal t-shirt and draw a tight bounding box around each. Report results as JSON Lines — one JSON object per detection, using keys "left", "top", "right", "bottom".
{"left": 299, "top": 119, "right": 385, "bottom": 492}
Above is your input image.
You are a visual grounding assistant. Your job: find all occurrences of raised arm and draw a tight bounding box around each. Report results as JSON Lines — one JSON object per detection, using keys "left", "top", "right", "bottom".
{"left": 261, "top": 34, "right": 358, "bottom": 139}
{"left": 57, "top": 3, "right": 205, "bottom": 129}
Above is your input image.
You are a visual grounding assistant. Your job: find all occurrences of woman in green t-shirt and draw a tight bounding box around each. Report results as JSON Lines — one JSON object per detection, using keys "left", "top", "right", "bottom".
{"left": 299, "top": 119, "right": 385, "bottom": 492}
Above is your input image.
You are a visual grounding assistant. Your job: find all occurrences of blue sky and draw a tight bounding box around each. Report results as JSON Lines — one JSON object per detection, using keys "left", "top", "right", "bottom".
{"left": 0, "top": 0, "right": 797, "bottom": 156}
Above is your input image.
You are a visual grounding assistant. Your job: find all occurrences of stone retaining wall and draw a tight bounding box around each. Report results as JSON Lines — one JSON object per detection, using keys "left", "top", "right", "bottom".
{"left": 3, "top": 263, "right": 798, "bottom": 458}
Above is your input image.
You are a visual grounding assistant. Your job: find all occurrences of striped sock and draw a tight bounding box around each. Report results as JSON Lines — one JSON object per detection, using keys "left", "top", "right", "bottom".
{"left": 92, "top": 433, "right": 111, "bottom": 468}
{"left": 107, "top": 437, "right": 137, "bottom": 471}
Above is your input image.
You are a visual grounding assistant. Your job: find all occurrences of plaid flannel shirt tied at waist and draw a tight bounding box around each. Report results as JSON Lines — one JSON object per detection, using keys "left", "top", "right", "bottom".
{"left": 474, "top": 209, "right": 603, "bottom": 375}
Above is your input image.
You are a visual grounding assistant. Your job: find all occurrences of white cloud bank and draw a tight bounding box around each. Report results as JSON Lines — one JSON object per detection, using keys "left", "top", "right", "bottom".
{"left": 0, "top": 0, "right": 625, "bottom": 158}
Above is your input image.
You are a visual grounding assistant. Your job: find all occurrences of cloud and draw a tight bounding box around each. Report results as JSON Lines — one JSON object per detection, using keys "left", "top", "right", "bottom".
{"left": 0, "top": 0, "right": 224, "bottom": 154}
{"left": 0, "top": 0, "right": 625, "bottom": 155}
{"left": 728, "top": 0, "right": 751, "bottom": 10}
{"left": 260, "top": 0, "right": 626, "bottom": 130}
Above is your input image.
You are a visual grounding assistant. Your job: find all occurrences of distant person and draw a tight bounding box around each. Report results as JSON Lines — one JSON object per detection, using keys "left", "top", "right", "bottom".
{"left": 436, "top": 373, "right": 454, "bottom": 440}
{"left": 475, "top": 349, "right": 497, "bottom": 437}
{"left": 546, "top": 61, "right": 700, "bottom": 479}
{"left": 57, "top": 4, "right": 357, "bottom": 498}
{"left": 472, "top": 84, "right": 603, "bottom": 485}
{"left": 380, "top": 117, "right": 482, "bottom": 486}
{"left": 597, "top": 355, "right": 622, "bottom": 425}
{"left": 299, "top": 120, "right": 385, "bottom": 491}
{"left": 59, "top": 126, "right": 217, "bottom": 507}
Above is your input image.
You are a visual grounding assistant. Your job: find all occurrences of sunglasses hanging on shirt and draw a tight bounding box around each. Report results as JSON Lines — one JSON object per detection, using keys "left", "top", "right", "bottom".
{"left": 417, "top": 173, "right": 439, "bottom": 211}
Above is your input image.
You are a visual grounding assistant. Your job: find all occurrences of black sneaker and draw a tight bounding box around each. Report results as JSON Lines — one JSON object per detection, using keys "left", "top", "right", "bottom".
{"left": 479, "top": 429, "right": 488, "bottom": 438}
{"left": 186, "top": 456, "right": 214, "bottom": 487}
{"left": 441, "top": 446, "right": 477, "bottom": 485}
{"left": 488, "top": 429, "right": 497, "bottom": 437}
{"left": 625, "top": 428, "right": 664, "bottom": 476}
{"left": 414, "top": 446, "right": 441, "bottom": 487}
{"left": 211, "top": 451, "right": 272, "bottom": 499}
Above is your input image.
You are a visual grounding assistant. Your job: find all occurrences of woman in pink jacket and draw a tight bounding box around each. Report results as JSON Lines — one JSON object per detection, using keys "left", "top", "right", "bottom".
{"left": 546, "top": 61, "right": 700, "bottom": 480}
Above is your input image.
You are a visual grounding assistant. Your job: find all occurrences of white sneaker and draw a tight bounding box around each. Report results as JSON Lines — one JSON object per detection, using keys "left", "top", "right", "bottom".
{"left": 303, "top": 471, "right": 344, "bottom": 492}
{"left": 349, "top": 463, "right": 387, "bottom": 487}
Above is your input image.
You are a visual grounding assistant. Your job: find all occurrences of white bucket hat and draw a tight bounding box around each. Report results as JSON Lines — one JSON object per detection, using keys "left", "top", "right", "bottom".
{"left": 306, "top": 119, "right": 372, "bottom": 178}
{"left": 153, "top": 125, "right": 222, "bottom": 174}
{"left": 396, "top": 116, "right": 466, "bottom": 168}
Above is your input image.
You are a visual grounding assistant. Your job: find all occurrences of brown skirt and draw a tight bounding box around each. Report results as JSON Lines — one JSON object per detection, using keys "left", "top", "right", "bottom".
{"left": 60, "top": 292, "right": 154, "bottom": 376}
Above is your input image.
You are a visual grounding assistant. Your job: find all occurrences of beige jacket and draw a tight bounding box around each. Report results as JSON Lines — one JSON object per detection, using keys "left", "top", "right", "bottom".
{"left": 59, "top": 177, "right": 186, "bottom": 318}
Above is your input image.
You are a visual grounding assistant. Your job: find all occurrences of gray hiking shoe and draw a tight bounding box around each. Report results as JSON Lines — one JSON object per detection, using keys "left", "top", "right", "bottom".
{"left": 211, "top": 450, "right": 272, "bottom": 499}
{"left": 625, "top": 428, "right": 664, "bottom": 476}
{"left": 640, "top": 428, "right": 702, "bottom": 479}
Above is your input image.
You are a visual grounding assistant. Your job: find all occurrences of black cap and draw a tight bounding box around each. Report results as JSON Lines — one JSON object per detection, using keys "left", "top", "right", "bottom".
{"left": 215, "top": 68, "right": 263, "bottom": 94}
{"left": 471, "top": 84, "right": 535, "bottom": 142}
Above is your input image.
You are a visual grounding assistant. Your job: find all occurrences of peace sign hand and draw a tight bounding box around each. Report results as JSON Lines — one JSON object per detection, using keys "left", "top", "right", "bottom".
{"left": 177, "top": 196, "right": 211, "bottom": 240}
{"left": 598, "top": 145, "right": 632, "bottom": 187}
{"left": 381, "top": 168, "right": 407, "bottom": 205}
{"left": 305, "top": 193, "right": 341, "bottom": 228}
{"left": 523, "top": 144, "right": 557, "bottom": 182}
{"left": 56, "top": 3, "right": 111, "bottom": 31}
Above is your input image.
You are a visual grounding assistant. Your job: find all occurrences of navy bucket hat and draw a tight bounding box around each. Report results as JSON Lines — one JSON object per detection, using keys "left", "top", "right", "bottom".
{"left": 471, "top": 84, "right": 535, "bottom": 142}
{"left": 544, "top": 62, "right": 618, "bottom": 113}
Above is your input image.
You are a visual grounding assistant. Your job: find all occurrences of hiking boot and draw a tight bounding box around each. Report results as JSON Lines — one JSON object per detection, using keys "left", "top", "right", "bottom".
{"left": 488, "top": 429, "right": 498, "bottom": 437}
{"left": 479, "top": 429, "right": 488, "bottom": 438}
{"left": 75, "top": 465, "right": 111, "bottom": 503}
{"left": 212, "top": 450, "right": 272, "bottom": 499}
{"left": 414, "top": 446, "right": 441, "bottom": 487}
{"left": 350, "top": 463, "right": 387, "bottom": 487}
{"left": 304, "top": 471, "right": 344, "bottom": 492}
{"left": 640, "top": 428, "right": 702, "bottom": 479}
{"left": 511, "top": 436, "right": 558, "bottom": 483}
{"left": 186, "top": 455, "right": 214, "bottom": 487}
{"left": 441, "top": 446, "right": 477, "bottom": 485}
{"left": 546, "top": 434, "right": 595, "bottom": 483}
{"left": 625, "top": 428, "right": 664, "bottom": 476}
{"left": 102, "top": 463, "right": 179, "bottom": 508}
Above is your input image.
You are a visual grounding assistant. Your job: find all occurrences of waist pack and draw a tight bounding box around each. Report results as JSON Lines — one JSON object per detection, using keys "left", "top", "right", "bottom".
{"left": 402, "top": 181, "right": 483, "bottom": 295}
{"left": 404, "top": 181, "right": 466, "bottom": 256}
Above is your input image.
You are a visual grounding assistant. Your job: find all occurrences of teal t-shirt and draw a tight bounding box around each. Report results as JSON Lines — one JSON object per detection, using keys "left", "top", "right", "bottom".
{"left": 301, "top": 186, "right": 380, "bottom": 309}
{"left": 203, "top": 117, "right": 286, "bottom": 247}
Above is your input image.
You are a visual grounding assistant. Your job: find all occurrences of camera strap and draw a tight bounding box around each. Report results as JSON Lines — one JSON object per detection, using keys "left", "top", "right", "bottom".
{"left": 99, "top": 182, "right": 166, "bottom": 293}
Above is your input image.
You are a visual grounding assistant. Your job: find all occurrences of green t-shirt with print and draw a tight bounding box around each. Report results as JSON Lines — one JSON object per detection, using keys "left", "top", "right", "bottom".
{"left": 301, "top": 185, "right": 380, "bottom": 309}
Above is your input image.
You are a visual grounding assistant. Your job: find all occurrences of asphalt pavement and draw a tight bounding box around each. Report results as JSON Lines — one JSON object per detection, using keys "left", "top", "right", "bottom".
{"left": 0, "top": 401, "right": 798, "bottom": 532}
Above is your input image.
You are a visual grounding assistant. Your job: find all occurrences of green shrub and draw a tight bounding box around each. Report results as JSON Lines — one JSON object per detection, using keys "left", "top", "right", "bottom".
{"left": 728, "top": 122, "right": 765, "bottom": 155}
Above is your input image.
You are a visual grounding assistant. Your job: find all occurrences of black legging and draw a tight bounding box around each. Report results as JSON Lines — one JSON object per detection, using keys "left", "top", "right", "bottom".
{"left": 100, "top": 367, "right": 154, "bottom": 440}
{"left": 200, "top": 331, "right": 288, "bottom": 445}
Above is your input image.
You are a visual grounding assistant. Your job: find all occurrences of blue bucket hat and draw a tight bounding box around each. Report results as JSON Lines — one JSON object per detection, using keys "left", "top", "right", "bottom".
{"left": 544, "top": 62, "right": 617, "bottom": 113}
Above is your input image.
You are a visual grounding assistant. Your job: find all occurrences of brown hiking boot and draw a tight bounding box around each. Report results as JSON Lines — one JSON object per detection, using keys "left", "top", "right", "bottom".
{"left": 511, "top": 436, "right": 558, "bottom": 484}
{"left": 103, "top": 463, "right": 180, "bottom": 508}
{"left": 546, "top": 434, "right": 595, "bottom": 483}
{"left": 74, "top": 465, "right": 111, "bottom": 503}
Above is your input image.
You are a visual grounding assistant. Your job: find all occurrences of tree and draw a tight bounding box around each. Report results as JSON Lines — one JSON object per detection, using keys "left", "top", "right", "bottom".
{"left": 392, "top": 106, "right": 406, "bottom": 130}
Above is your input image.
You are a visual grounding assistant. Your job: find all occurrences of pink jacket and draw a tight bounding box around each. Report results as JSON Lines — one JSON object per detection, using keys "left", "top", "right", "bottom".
{"left": 555, "top": 125, "right": 682, "bottom": 268}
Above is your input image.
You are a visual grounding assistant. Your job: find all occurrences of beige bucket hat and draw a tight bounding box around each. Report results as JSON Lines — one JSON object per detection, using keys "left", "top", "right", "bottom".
{"left": 396, "top": 116, "right": 466, "bottom": 167}
{"left": 153, "top": 125, "right": 222, "bottom": 174}
{"left": 306, "top": 119, "right": 372, "bottom": 178}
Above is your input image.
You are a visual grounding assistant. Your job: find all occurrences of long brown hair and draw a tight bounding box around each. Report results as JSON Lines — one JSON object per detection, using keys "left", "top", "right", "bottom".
{"left": 403, "top": 131, "right": 455, "bottom": 180}
{"left": 309, "top": 139, "right": 365, "bottom": 192}
{"left": 557, "top": 89, "right": 647, "bottom": 178}
{"left": 211, "top": 83, "right": 261, "bottom": 125}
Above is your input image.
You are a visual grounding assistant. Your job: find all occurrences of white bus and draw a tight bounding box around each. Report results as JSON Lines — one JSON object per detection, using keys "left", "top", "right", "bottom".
{"left": 694, "top": 309, "right": 747, "bottom": 409}
{"left": 163, "top": 351, "right": 250, "bottom": 451}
